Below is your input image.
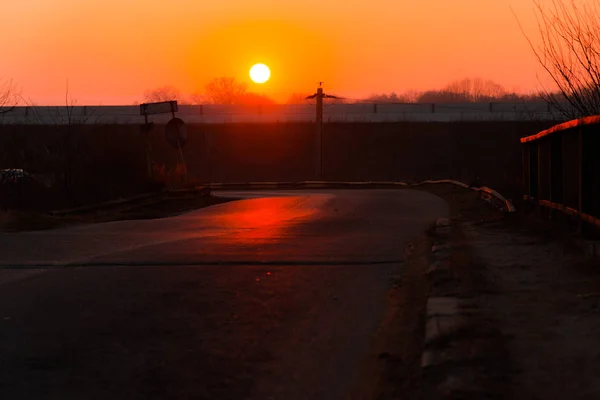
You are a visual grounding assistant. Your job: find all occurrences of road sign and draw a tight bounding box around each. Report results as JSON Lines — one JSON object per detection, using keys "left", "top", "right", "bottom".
{"left": 165, "top": 117, "right": 187, "bottom": 149}
{"left": 140, "top": 100, "right": 178, "bottom": 116}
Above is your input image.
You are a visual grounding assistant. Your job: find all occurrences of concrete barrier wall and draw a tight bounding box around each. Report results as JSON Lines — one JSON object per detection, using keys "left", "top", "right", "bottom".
{"left": 0, "top": 121, "right": 556, "bottom": 208}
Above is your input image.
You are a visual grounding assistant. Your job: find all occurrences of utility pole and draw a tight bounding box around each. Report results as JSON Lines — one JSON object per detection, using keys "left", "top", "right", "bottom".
{"left": 315, "top": 86, "right": 323, "bottom": 180}
{"left": 306, "top": 83, "right": 343, "bottom": 180}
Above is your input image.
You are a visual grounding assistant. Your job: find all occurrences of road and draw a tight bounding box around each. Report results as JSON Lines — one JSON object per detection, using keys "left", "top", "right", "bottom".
{"left": 0, "top": 189, "right": 448, "bottom": 399}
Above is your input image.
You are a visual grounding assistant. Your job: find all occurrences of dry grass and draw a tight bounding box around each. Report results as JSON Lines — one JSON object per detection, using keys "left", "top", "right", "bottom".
{"left": 151, "top": 162, "right": 188, "bottom": 189}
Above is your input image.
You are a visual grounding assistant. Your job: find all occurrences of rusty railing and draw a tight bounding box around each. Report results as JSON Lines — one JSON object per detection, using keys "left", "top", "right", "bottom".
{"left": 521, "top": 116, "right": 600, "bottom": 228}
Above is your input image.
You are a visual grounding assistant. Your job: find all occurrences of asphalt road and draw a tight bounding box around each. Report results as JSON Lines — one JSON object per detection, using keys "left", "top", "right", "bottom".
{"left": 0, "top": 189, "right": 448, "bottom": 399}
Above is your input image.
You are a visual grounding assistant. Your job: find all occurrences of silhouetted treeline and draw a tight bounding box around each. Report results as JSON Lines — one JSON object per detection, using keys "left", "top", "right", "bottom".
{"left": 144, "top": 77, "right": 275, "bottom": 106}
{"left": 365, "top": 78, "right": 550, "bottom": 104}
{"left": 143, "top": 77, "right": 554, "bottom": 105}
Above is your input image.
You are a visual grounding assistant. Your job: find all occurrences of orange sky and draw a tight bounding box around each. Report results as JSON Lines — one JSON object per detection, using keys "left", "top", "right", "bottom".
{"left": 2, "top": 0, "right": 552, "bottom": 105}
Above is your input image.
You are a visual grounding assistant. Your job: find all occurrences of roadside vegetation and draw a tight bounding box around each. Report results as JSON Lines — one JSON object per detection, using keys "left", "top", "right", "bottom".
{"left": 516, "top": 0, "right": 600, "bottom": 118}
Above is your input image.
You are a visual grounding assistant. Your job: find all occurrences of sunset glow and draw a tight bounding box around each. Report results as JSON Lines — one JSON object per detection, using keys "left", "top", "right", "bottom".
{"left": 250, "top": 64, "right": 271, "bottom": 84}
{"left": 1, "top": 0, "right": 554, "bottom": 105}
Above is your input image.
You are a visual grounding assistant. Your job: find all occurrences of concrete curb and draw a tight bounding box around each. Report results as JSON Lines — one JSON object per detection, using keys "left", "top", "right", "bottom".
{"left": 48, "top": 186, "right": 211, "bottom": 217}
{"left": 204, "top": 180, "right": 516, "bottom": 213}
{"left": 423, "top": 218, "right": 462, "bottom": 368}
{"left": 420, "top": 217, "right": 485, "bottom": 396}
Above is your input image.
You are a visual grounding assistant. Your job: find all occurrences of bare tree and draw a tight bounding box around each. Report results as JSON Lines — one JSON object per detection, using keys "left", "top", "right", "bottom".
{"left": 143, "top": 85, "right": 181, "bottom": 103}
{"left": 239, "top": 92, "right": 276, "bottom": 106}
{"left": 204, "top": 77, "right": 247, "bottom": 104}
{"left": 21, "top": 81, "right": 99, "bottom": 125}
{"left": 417, "top": 90, "right": 470, "bottom": 103}
{"left": 286, "top": 92, "right": 311, "bottom": 104}
{"left": 515, "top": 0, "right": 600, "bottom": 118}
{"left": 20, "top": 81, "right": 100, "bottom": 205}
{"left": 0, "top": 78, "right": 21, "bottom": 116}
{"left": 415, "top": 78, "right": 516, "bottom": 103}
{"left": 443, "top": 78, "right": 507, "bottom": 101}
{"left": 189, "top": 92, "right": 207, "bottom": 105}
{"left": 365, "top": 91, "right": 416, "bottom": 103}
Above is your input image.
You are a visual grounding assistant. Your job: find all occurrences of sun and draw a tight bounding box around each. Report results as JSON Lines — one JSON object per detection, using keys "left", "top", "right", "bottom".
{"left": 249, "top": 63, "right": 270, "bottom": 84}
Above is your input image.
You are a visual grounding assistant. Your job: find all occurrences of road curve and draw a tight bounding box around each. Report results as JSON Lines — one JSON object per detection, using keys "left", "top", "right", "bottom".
{"left": 0, "top": 189, "right": 448, "bottom": 399}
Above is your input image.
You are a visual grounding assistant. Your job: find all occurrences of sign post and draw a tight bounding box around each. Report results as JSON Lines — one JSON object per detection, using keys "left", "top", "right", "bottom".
{"left": 165, "top": 117, "right": 188, "bottom": 182}
{"left": 140, "top": 100, "right": 184, "bottom": 181}
{"left": 140, "top": 100, "right": 178, "bottom": 117}
{"left": 139, "top": 114, "right": 154, "bottom": 179}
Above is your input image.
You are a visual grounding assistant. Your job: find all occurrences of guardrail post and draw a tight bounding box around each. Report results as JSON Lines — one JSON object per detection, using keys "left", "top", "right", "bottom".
{"left": 577, "top": 127, "right": 583, "bottom": 234}
{"left": 548, "top": 137, "right": 553, "bottom": 219}
{"left": 562, "top": 133, "right": 567, "bottom": 213}
{"left": 537, "top": 140, "right": 542, "bottom": 217}
{"left": 522, "top": 143, "right": 529, "bottom": 212}
{"left": 549, "top": 133, "right": 564, "bottom": 220}
{"left": 205, "top": 130, "right": 212, "bottom": 183}
{"left": 529, "top": 141, "right": 538, "bottom": 210}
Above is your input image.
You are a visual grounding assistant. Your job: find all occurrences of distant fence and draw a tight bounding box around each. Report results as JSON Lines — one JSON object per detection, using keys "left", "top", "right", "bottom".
{"left": 521, "top": 116, "right": 600, "bottom": 229}
{"left": 0, "top": 102, "right": 564, "bottom": 124}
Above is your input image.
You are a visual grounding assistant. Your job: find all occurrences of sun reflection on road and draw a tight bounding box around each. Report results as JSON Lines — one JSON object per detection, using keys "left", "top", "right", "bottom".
{"left": 208, "top": 196, "right": 324, "bottom": 245}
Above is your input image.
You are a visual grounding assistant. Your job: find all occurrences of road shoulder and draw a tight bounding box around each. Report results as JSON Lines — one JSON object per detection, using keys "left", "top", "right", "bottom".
{"left": 351, "top": 230, "right": 433, "bottom": 400}
{"left": 415, "top": 183, "right": 600, "bottom": 399}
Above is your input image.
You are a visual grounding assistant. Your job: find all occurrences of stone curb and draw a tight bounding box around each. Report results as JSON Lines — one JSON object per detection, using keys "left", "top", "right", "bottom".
{"left": 421, "top": 217, "right": 485, "bottom": 396}
{"left": 205, "top": 181, "right": 516, "bottom": 213}
{"left": 48, "top": 186, "right": 211, "bottom": 216}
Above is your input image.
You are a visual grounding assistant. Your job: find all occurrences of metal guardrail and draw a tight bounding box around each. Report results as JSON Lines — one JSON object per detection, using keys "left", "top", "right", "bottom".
{"left": 521, "top": 116, "right": 600, "bottom": 229}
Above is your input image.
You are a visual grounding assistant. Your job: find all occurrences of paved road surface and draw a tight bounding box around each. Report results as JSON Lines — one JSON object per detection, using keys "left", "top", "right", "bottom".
{"left": 0, "top": 190, "right": 447, "bottom": 399}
